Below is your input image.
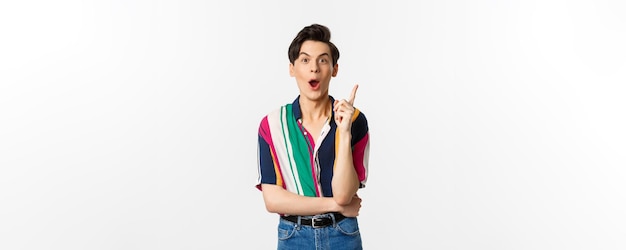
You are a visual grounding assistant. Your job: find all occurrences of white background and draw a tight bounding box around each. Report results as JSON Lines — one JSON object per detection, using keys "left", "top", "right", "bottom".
{"left": 1, "top": 0, "right": 625, "bottom": 249}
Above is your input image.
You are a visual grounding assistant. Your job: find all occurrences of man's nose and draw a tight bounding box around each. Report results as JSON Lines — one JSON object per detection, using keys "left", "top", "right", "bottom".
{"left": 310, "top": 62, "right": 320, "bottom": 73}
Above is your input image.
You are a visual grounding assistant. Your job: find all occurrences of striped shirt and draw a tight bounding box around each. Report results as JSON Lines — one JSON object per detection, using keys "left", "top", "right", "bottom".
{"left": 256, "top": 95, "right": 370, "bottom": 197}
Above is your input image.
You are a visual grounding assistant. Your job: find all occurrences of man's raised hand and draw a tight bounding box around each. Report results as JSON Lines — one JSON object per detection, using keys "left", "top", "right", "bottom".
{"left": 333, "top": 84, "right": 359, "bottom": 132}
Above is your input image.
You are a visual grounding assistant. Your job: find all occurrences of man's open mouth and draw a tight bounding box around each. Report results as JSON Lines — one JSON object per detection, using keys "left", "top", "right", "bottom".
{"left": 309, "top": 79, "right": 320, "bottom": 87}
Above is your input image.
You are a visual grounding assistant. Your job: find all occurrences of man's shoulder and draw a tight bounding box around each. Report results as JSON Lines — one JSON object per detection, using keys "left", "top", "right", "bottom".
{"left": 354, "top": 107, "right": 368, "bottom": 120}
{"left": 259, "top": 102, "right": 292, "bottom": 122}
{"left": 264, "top": 103, "right": 289, "bottom": 116}
{"left": 352, "top": 107, "right": 369, "bottom": 129}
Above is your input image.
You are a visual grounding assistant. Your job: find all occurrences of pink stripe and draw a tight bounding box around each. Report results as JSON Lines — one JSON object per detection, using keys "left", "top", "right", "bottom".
{"left": 299, "top": 122, "right": 321, "bottom": 197}
{"left": 259, "top": 117, "right": 285, "bottom": 189}
{"left": 259, "top": 117, "right": 272, "bottom": 142}
{"left": 352, "top": 133, "right": 369, "bottom": 182}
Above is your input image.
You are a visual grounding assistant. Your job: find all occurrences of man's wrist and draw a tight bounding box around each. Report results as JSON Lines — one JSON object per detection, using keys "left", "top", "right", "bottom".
{"left": 338, "top": 130, "right": 352, "bottom": 141}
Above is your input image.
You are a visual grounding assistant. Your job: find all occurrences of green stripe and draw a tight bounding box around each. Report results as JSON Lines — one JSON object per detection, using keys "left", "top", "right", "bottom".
{"left": 284, "top": 104, "right": 316, "bottom": 197}
{"left": 279, "top": 106, "right": 301, "bottom": 195}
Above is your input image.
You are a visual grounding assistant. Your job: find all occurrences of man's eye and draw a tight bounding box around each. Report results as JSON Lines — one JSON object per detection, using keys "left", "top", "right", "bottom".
{"left": 301, "top": 58, "right": 309, "bottom": 63}
{"left": 320, "top": 58, "right": 327, "bottom": 63}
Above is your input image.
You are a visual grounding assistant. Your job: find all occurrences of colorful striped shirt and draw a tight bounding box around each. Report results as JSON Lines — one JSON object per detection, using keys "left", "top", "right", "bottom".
{"left": 256, "top": 95, "right": 370, "bottom": 197}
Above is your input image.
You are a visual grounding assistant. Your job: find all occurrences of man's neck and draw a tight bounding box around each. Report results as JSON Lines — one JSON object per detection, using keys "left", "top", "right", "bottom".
{"left": 299, "top": 96, "right": 331, "bottom": 121}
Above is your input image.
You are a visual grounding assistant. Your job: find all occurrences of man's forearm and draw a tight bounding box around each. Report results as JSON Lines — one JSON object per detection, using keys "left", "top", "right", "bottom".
{"left": 262, "top": 184, "right": 340, "bottom": 216}
{"left": 331, "top": 133, "right": 359, "bottom": 205}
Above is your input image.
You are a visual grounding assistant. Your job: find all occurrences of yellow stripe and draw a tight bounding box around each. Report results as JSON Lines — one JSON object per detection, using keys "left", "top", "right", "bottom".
{"left": 334, "top": 128, "right": 339, "bottom": 170}
{"left": 351, "top": 108, "right": 361, "bottom": 122}
{"left": 270, "top": 149, "right": 283, "bottom": 187}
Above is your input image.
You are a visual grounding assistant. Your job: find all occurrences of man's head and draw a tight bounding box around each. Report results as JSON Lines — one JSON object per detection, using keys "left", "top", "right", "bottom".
{"left": 288, "top": 24, "right": 340, "bottom": 66}
{"left": 288, "top": 24, "right": 340, "bottom": 102}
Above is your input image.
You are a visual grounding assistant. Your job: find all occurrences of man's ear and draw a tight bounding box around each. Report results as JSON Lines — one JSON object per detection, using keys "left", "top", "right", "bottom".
{"left": 289, "top": 63, "right": 295, "bottom": 77}
{"left": 332, "top": 63, "right": 339, "bottom": 77}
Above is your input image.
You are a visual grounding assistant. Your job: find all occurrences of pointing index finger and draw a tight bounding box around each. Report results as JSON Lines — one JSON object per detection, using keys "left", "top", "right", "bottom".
{"left": 348, "top": 84, "right": 359, "bottom": 105}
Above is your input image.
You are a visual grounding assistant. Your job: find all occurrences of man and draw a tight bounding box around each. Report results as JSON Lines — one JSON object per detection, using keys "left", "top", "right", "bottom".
{"left": 256, "top": 23, "right": 370, "bottom": 250}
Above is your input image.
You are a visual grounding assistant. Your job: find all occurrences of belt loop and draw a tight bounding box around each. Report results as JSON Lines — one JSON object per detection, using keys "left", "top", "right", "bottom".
{"left": 329, "top": 213, "right": 337, "bottom": 226}
{"left": 296, "top": 216, "right": 302, "bottom": 229}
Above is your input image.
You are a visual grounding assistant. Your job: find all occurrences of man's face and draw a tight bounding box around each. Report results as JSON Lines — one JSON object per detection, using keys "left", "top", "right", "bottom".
{"left": 290, "top": 40, "right": 338, "bottom": 102}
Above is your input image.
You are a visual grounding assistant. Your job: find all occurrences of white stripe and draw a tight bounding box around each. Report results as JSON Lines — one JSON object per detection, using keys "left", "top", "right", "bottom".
{"left": 256, "top": 143, "right": 262, "bottom": 185}
{"left": 313, "top": 122, "right": 331, "bottom": 195}
{"left": 267, "top": 106, "right": 303, "bottom": 195}
{"left": 361, "top": 139, "right": 370, "bottom": 187}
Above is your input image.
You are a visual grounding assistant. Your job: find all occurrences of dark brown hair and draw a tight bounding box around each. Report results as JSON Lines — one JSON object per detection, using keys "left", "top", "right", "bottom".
{"left": 288, "top": 24, "right": 340, "bottom": 66}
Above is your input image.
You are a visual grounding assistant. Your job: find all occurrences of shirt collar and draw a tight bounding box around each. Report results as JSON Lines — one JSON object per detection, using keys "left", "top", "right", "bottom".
{"left": 292, "top": 95, "right": 336, "bottom": 121}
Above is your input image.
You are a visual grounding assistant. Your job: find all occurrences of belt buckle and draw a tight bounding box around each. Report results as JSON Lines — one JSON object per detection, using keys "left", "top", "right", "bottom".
{"left": 312, "top": 217, "right": 326, "bottom": 228}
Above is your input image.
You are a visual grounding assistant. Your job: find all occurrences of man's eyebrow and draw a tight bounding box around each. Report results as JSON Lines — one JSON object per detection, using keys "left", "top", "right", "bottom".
{"left": 299, "top": 52, "right": 330, "bottom": 57}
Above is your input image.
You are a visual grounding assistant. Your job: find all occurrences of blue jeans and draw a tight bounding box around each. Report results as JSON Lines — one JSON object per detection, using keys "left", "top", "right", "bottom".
{"left": 277, "top": 213, "right": 362, "bottom": 250}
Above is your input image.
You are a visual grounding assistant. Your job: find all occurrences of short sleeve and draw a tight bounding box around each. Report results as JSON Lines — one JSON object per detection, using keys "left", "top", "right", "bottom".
{"left": 350, "top": 110, "right": 370, "bottom": 188}
{"left": 256, "top": 116, "right": 279, "bottom": 190}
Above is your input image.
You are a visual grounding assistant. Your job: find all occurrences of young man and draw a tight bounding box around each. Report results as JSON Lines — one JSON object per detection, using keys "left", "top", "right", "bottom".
{"left": 256, "top": 24, "right": 370, "bottom": 250}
